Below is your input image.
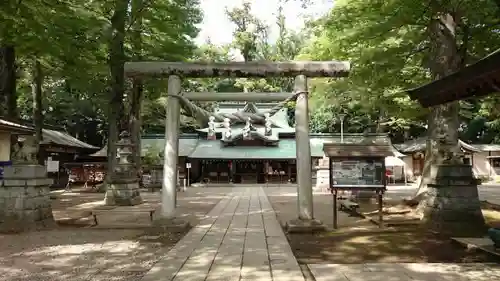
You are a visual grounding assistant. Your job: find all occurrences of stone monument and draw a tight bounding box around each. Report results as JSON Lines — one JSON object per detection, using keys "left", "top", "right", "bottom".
{"left": 104, "top": 131, "right": 142, "bottom": 206}
{"left": 0, "top": 135, "right": 55, "bottom": 232}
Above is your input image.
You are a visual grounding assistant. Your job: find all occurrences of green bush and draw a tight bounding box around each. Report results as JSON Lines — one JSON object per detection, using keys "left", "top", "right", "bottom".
{"left": 142, "top": 147, "right": 162, "bottom": 166}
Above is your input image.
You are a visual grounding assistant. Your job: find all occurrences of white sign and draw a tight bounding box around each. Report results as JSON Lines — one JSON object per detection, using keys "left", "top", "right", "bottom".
{"left": 46, "top": 160, "right": 60, "bottom": 173}
{"left": 186, "top": 163, "right": 191, "bottom": 169}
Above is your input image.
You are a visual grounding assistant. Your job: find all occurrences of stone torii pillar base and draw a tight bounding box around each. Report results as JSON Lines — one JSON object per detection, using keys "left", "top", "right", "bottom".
{"left": 286, "top": 219, "right": 326, "bottom": 233}
{"left": 151, "top": 217, "right": 190, "bottom": 233}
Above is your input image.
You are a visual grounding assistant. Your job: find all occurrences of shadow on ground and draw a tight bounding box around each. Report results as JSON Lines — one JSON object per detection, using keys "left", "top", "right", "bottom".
{"left": 0, "top": 187, "right": 227, "bottom": 281}
{"left": 265, "top": 186, "right": 500, "bottom": 265}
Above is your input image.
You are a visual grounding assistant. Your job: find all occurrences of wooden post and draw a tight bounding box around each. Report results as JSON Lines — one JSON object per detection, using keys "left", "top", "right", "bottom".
{"left": 161, "top": 75, "right": 182, "bottom": 219}
{"left": 287, "top": 162, "right": 292, "bottom": 183}
{"left": 295, "top": 75, "right": 314, "bottom": 220}
{"left": 378, "top": 190, "right": 383, "bottom": 228}
{"left": 380, "top": 157, "right": 386, "bottom": 227}
{"left": 333, "top": 189, "right": 338, "bottom": 229}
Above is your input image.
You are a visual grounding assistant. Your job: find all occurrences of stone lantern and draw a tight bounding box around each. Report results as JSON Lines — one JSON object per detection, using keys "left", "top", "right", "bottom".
{"left": 105, "top": 131, "right": 142, "bottom": 206}
{"left": 115, "top": 131, "right": 136, "bottom": 178}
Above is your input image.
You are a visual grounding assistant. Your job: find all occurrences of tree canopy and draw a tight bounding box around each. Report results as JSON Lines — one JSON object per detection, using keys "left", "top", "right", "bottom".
{"left": 0, "top": 0, "right": 499, "bottom": 147}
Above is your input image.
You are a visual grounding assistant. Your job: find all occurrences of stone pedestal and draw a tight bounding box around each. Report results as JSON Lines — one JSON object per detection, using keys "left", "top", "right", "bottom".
{"left": 286, "top": 218, "right": 326, "bottom": 233}
{"left": 0, "top": 165, "right": 55, "bottom": 232}
{"left": 105, "top": 179, "right": 142, "bottom": 206}
{"left": 151, "top": 217, "right": 190, "bottom": 234}
{"left": 420, "top": 164, "right": 486, "bottom": 236}
{"left": 314, "top": 157, "right": 330, "bottom": 192}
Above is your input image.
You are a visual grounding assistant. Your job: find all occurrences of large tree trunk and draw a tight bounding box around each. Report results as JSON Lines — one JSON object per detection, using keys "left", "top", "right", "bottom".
{"left": 0, "top": 45, "right": 19, "bottom": 161}
{"left": 413, "top": 13, "right": 463, "bottom": 202}
{"left": 0, "top": 45, "right": 17, "bottom": 119}
{"left": 105, "top": 0, "right": 129, "bottom": 203}
{"left": 31, "top": 59, "right": 44, "bottom": 165}
{"left": 412, "top": 11, "right": 485, "bottom": 236}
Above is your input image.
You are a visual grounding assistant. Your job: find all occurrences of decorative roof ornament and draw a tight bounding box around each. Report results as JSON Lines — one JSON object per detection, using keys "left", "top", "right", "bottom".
{"left": 207, "top": 116, "right": 216, "bottom": 140}
{"left": 222, "top": 118, "right": 232, "bottom": 141}
{"left": 164, "top": 90, "right": 307, "bottom": 127}
{"left": 264, "top": 112, "right": 272, "bottom": 136}
{"left": 243, "top": 117, "right": 252, "bottom": 140}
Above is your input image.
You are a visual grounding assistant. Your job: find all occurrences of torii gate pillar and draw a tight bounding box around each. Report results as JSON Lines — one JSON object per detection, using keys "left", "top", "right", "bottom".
{"left": 161, "top": 75, "right": 182, "bottom": 220}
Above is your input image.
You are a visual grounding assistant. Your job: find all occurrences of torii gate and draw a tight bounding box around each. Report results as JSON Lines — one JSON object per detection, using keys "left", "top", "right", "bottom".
{"left": 124, "top": 61, "right": 350, "bottom": 230}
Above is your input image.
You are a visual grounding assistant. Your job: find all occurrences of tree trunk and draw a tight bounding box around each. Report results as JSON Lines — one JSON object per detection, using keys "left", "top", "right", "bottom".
{"left": 0, "top": 45, "right": 19, "bottom": 161}
{"left": 130, "top": 80, "right": 142, "bottom": 175}
{"left": 130, "top": 0, "right": 144, "bottom": 180}
{"left": 31, "top": 59, "right": 44, "bottom": 165}
{"left": 412, "top": 11, "right": 485, "bottom": 236}
{"left": 413, "top": 13, "right": 462, "bottom": 202}
{"left": 105, "top": 0, "right": 129, "bottom": 203}
{"left": 0, "top": 45, "right": 17, "bottom": 119}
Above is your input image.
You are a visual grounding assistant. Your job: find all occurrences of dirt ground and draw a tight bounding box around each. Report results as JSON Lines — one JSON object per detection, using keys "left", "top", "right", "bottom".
{"left": 265, "top": 186, "right": 500, "bottom": 264}
{"left": 0, "top": 187, "right": 226, "bottom": 281}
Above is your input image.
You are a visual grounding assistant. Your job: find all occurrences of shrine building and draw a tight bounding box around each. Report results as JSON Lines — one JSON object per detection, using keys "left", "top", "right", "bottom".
{"left": 142, "top": 102, "right": 338, "bottom": 184}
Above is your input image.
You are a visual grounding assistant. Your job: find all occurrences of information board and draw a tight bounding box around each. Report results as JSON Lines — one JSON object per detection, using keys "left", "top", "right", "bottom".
{"left": 331, "top": 159, "right": 384, "bottom": 187}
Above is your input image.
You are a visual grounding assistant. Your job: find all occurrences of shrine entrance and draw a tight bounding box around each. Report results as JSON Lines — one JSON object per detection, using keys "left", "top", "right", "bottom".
{"left": 124, "top": 60, "right": 350, "bottom": 231}
{"left": 233, "top": 160, "right": 265, "bottom": 184}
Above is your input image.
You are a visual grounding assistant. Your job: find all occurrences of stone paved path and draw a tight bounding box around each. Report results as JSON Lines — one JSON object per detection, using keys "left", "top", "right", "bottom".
{"left": 141, "top": 187, "right": 304, "bottom": 281}
{"left": 308, "top": 263, "right": 500, "bottom": 281}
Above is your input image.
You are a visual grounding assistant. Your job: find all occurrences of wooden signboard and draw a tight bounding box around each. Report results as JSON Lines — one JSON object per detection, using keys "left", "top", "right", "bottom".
{"left": 323, "top": 141, "right": 394, "bottom": 230}
{"left": 330, "top": 158, "right": 385, "bottom": 189}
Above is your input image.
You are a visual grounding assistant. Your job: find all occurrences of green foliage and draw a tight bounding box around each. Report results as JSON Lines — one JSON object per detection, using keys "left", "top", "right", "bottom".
{"left": 142, "top": 147, "right": 162, "bottom": 166}
{"left": 301, "top": 0, "right": 500, "bottom": 142}
{"left": 0, "top": 0, "right": 203, "bottom": 146}
{"left": 2, "top": 0, "right": 500, "bottom": 148}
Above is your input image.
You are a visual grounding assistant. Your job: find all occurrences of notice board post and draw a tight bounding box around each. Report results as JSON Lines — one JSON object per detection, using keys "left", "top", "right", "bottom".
{"left": 323, "top": 142, "right": 393, "bottom": 229}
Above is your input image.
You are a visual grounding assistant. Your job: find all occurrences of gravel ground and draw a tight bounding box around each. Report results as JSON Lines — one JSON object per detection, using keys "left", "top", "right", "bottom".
{"left": 265, "top": 186, "right": 498, "bottom": 264}
{"left": 265, "top": 186, "right": 375, "bottom": 230}
{"left": 0, "top": 187, "right": 227, "bottom": 281}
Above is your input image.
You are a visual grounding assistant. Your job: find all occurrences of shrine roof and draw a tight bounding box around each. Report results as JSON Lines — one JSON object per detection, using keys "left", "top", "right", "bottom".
{"left": 129, "top": 134, "right": 343, "bottom": 160}
{"left": 90, "top": 134, "right": 199, "bottom": 158}
{"left": 141, "top": 137, "right": 199, "bottom": 157}
{"left": 188, "top": 137, "right": 332, "bottom": 159}
{"left": 189, "top": 139, "right": 296, "bottom": 159}
{"left": 0, "top": 118, "right": 34, "bottom": 134}
{"left": 93, "top": 133, "right": 388, "bottom": 159}
{"left": 42, "top": 129, "right": 99, "bottom": 150}
{"left": 0, "top": 118, "right": 97, "bottom": 150}
{"left": 407, "top": 48, "right": 500, "bottom": 107}
{"left": 471, "top": 144, "right": 500, "bottom": 152}
{"left": 394, "top": 137, "right": 481, "bottom": 153}
{"left": 316, "top": 133, "right": 392, "bottom": 145}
